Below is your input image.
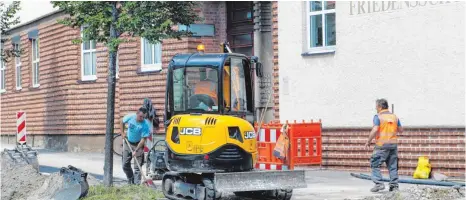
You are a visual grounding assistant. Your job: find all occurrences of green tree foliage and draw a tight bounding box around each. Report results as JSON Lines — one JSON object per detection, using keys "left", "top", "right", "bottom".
{"left": 0, "top": 1, "right": 21, "bottom": 63}
{"left": 53, "top": 1, "right": 199, "bottom": 52}
{"left": 52, "top": 1, "right": 200, "bottom": 186}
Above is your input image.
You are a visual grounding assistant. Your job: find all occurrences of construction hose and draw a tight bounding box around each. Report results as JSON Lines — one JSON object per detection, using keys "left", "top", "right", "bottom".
{"left": 350, "top": 173, "right": 465, "bottom": 187}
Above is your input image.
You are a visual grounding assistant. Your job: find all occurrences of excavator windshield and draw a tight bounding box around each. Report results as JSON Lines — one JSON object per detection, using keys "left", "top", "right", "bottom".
{"left": 172, "top": 66, "right": 219, "bottom": 112}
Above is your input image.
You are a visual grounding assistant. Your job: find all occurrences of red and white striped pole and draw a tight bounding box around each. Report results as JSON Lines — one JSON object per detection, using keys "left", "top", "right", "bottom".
{"left": 17, "top": 111, "right": 27, "bottom": 145}
{"left": 144, "top": 133, "right": 153, "bottom": 153}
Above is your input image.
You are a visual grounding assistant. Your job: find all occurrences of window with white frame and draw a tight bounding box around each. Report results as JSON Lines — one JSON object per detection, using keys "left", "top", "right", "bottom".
{"left": 0, "top": 59, "right": 5, "bottom": 93}
{"left": 14, "top": 43, "right": 21, "bottom": 89}
{"left": 307, "top": 1, "right": 336, "bottom": 51}
{"left": 31, "top": 38, "right": 40, "bottom": 87}
{"left": 141, "top": 37, "right": 162, "bottom": 72}
{"left": 81, "top": 27, "right": 97, "bottom": 81}
{"left": 116, "top": 53, "right": 119, "bottom": 78}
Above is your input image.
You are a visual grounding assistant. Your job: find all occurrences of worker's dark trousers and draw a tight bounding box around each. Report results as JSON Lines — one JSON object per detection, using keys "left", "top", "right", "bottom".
{"left": 122, "top": 141, "right": 144, "bottom": 184}
{"left": 370, "top": 145, "right": 399, "bottom": 188}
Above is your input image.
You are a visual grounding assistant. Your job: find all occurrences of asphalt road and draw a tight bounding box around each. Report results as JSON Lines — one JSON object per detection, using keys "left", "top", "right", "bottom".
{"left": 2, "top": 143, "right": 400, "bottom": 200}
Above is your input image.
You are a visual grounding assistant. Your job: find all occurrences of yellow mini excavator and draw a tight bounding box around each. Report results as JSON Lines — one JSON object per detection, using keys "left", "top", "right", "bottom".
{"left": 151, "top": 43, "right": 306, "bottom": 200}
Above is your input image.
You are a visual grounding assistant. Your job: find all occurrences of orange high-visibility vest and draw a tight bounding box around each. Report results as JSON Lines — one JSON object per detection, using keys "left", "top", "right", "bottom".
{"left": 376, "top": 109, "right": 399, "bottom": 146}
{"left": 194, "top": 81, "right": 218, "bottom": 104}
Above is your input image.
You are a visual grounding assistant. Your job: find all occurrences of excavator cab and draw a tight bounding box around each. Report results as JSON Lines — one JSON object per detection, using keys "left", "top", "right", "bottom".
{"left": 157, "top": 43, "right": 305, "bottom": 200}
{"left": 164, "top": 44, "right": 261, "bottom": 124}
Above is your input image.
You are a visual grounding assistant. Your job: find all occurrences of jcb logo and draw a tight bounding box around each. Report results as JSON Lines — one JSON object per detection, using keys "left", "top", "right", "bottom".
{"left": 180, "top": 128, "right": 202, "bottom": 136}
{"left": 244, "top": 131, "right": 256, "bottom": 139}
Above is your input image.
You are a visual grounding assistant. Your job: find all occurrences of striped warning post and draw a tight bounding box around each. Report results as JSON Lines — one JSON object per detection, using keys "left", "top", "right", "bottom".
{"left": 17, "top": 111, "right": 26, "bottom": 144}
{"left": 144, "top": 132, "right": 153, "bottom": 153}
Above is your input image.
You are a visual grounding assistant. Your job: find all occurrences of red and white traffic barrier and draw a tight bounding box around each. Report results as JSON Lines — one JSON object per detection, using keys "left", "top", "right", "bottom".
{"left": 256, "top": 163, "right": 288, "bottom": 170}
{"left": 255, "top": 127, "right": 288, "bottom": 170}
{"left": 257, "top": 127, "right": 281, "bottom": 143}
{"left": 17, "top": 111, "right": 26, "bottom": 144}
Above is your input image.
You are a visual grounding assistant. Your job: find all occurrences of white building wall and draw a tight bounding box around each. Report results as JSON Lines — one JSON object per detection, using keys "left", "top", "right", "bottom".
{"left": 277, "top": 1, "right": 465, "bottom": 127}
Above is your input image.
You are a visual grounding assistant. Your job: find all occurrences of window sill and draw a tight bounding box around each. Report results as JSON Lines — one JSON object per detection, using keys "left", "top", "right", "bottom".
{"left": 16, "top": 87, "right": 22, "bottom": 91}
{"left": 77, "top": 79, "right": 97, "bottom": 84}
{"left": 32, "top": 84, "right": 40, "bottom": 88}
{"left": 140, "top": 65, "right": 162, "bottom": 73}
{"left": 138, "top": 66, "right": 162, "bottom": 75}
{"left": 81, "top": 75, "right": 97, "bottom": 82}
{"left": 301, "top": 47, "right": 336, "bottom": 57}
{"left": 0, "top": 89, "right": 5, "bottom": 94}
{"left": 29, "top": 86, "right": 40, "bottom": 91}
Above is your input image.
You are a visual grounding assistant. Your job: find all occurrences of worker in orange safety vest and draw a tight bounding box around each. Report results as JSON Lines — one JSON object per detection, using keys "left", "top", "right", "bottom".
{"left": 192, "top": 70, "right": 218, "bottom": 110}
{"left": 365, "top": 98, "right": 403, "bottom": 193}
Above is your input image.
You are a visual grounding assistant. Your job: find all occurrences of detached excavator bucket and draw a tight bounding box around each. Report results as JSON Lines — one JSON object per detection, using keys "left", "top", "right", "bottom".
{"left": 214, "top": 170, "right": 307, "bottom": 192}
{"left": 5, "top": 144, "right": 39, "bottom": 172}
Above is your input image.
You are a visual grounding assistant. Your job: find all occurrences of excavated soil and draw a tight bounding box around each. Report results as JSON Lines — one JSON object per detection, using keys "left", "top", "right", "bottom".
{"left": 25, "top": 173, "right": 65, "bottom": 200}
{"left": 0, "top": 151, "right": 95, "bottom": 200}
{"left": 1, "top": 152, "right": 48, "bottom": 200}
{"left": 360, "top": 185, "right": 466, "bottom": 200}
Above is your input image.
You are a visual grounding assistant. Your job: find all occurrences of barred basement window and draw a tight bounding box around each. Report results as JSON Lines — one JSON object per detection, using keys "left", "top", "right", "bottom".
{"left": 14, "top": 43, "right": 21, "bottom": 90}
{"left": 31, "top": 38, "right": 40, "bottom": 87}
{"left": 140, "top": 37, "right": 162, "bottom": 72}
{"left": 307, "top": 1, "right": 336, "bottom": 52}
{"left": 81, "top": 26, "right": 97, "bottom": 81}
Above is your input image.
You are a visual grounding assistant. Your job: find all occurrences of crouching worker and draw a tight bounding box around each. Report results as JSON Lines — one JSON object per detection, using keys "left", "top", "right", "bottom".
{"left": 121, "top": 107, "right": 150, "bottom": 184}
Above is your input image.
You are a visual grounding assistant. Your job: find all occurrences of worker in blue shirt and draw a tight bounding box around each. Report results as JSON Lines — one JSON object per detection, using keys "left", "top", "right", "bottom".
{"left": 121, "top": 107, "right": 150, "bottom": 184}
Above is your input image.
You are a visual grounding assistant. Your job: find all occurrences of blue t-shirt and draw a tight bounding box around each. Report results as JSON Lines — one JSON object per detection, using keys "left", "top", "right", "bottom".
{"left": 123, "top": 113, "right": 150, "bottom": 143}
{"left": 373, "top": 115, "right": 402, "bottom": 126}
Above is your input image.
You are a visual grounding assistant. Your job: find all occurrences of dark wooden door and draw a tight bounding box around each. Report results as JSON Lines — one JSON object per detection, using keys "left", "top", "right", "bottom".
{"left": 227, "top": 2, "right": 254, "bottom": 56}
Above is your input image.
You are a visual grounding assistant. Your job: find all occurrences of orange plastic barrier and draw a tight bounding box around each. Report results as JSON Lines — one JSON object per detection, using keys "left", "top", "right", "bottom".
{"left": 254, "top": 120, "right": 322, "bottom": 170}
{"left": 255, "top": 122, "right": 286, "bottom": 170}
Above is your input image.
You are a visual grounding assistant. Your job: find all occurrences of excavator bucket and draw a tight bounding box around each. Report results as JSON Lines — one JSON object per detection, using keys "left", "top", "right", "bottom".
{"left": 5, "top": 145, "right": 39, "bottom": 172}
{"left": 214, "top": 170, "right": 307, "bottom": 192}
{"left": 56, "top": 165, "right": 90, "bottom": 199}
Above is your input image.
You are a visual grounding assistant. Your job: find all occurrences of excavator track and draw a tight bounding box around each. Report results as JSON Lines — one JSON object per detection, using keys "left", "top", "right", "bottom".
{"left": 162, "top": 172, "right": 221, "bottom": 200}
{"left": 234, "top": 189, "right": 293, "bottom": 200}
{"left": 161, "top": 170, "right": 300, "bottom": 200}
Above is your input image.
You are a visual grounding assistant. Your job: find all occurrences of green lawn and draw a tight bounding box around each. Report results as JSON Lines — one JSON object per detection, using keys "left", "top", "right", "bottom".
{"left": 82, "top": 185, "right": 165, "bottom": 200}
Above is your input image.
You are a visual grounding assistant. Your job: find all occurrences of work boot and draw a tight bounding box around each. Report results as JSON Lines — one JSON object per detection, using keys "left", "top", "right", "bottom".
{"left": 370, "top": 184, "right": 385, "bottom": 192}
{"left": 127, "top": 177, "right": 134, "bottom": 185}
{"left": 389, "top": 186, "right": 399, "bottom": 192}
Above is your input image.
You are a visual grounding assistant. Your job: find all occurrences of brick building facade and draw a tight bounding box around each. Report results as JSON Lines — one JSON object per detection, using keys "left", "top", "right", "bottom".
{"left": 0, "top": 1, "right": 257, "bottom": 151}
{"left": 1, "top": 1, "right": 464, "bottom": 177}
{"left": 275, "top": 1, "right": 465, "bottom": 177}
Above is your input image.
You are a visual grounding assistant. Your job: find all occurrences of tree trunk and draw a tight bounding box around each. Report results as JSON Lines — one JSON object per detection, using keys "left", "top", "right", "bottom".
{"left": 103, "top": 2, "right": 119, "bottom": 187}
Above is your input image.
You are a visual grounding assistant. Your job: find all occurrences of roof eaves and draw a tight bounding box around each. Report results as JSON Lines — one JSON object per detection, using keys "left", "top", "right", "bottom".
{"left": 7, "top": 9, "right": 64, "bottom": 33}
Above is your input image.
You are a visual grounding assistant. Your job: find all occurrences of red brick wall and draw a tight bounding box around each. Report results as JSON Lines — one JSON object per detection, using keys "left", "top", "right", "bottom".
{"left": 118, "top": 1, "right": 226, "bottom": 134}
{"left": 321, "top": 128, "right": 465, "bottom": 177}
{"left": 1, "top": 19, "right": 79, "bottom": 135}
{"left": 272, "top": 1, "right": 280, "bottom": 121}
{"left": 1, "top": 2, "right": 227, "bottom": 136}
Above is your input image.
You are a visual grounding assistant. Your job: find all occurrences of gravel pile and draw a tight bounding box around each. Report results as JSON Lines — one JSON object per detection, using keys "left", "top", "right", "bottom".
{"left": 361, "top": 185, "right": 465, "bottom": 200}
